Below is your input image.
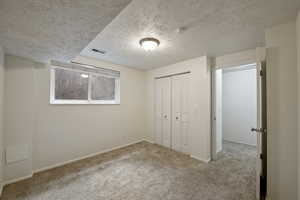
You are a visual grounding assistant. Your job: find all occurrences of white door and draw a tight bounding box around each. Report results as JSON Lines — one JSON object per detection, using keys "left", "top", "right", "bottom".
{"left": 211, "top": 68, "right": 223, "bottom": 160}
{"left": 155, "top": 77, "right": 172, "bottom": 148}
{"left": 252, "top": 61, "right": 267, "bottom": 200}
{"left": 215, "top": 70, "right": 223, "bottom": 154}
{"left": 171, "top": 74, "right": 190, "bottom": 153}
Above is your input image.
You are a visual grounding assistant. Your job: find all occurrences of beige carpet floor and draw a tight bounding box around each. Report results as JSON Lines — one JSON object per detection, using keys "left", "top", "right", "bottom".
{"left": 2, "top": 141, "right": 256, "bottom": 200}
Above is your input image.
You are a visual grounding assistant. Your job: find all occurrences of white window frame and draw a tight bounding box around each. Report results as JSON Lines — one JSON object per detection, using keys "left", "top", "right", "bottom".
{"left": 50, "top": 67, "right": 120, "bottom": 105}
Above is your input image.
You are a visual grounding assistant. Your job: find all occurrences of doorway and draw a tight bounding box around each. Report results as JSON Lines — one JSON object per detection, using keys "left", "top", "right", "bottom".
{"left": 215, "top": 64, "right": 257, "bottom": 151}
{"left": 212, "top": 62, "right": 267, "bottom": 200}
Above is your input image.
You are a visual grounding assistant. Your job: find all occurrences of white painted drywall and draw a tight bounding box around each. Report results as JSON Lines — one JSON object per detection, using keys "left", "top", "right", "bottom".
{"left": 215, "top": 49, "right": 257, "bottom": 69}
{"left": 265, "top": 22, "right": 298, "bottom": 200}
{"left": 4, "top": 55, "right": 35, "bottom": 182}
{"left": 0, "top": 46, "right": 5, "bottom": 192}
{"left": 215, "top": 69, "right": 222, "bottom": 153}
{"left": 3, "top": 55, "right": 147, "bottom": 182}
{"left": 145, "top": 56, "right": 211, "bottom": 162}
{"left": 222, "top": 68, "right": 257, "bottom": 146}
{"left": 297, "top": 10, "right": 300, "bottom": 200}
{"left": 33, "top": 56, "right": 146, "bottom": 171}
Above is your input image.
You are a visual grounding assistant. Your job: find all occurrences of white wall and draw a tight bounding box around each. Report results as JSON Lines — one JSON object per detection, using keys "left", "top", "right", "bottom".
{"left": 265, "top": 22, "right": 298, "bottom": 200}
{"left": 3, "top": 54, "right": 212, "bottom": 182}
{"left": 222, "top": 68, "right": 257, "bottom": 146}
{"left": 297, "top": 10, "right": 300, "bottom": 200}
{"left": 4, "top": 55, "right": 35, "bottom": 182}
{"left": 145, "top": 56, "right": 211, "bottom": 162}
{"left": 0, "top": 46, "right": 5, "bottom": 192}
{"left": 215, "top": 69, "right": 222, "bottom": 153}
{"left": 4, "top": 55, "right": 147, "bottom": 182}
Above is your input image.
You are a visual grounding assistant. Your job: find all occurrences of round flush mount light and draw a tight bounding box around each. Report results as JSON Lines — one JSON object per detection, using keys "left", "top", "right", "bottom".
{"left": 139, "top": 37, "right": 160, "bottom": 51}
{"left": 81, "top": 74, "right": 89, "bottom": 78}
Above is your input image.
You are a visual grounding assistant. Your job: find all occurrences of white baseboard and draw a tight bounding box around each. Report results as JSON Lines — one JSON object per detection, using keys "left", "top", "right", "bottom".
{"left": 4, "top": 140, "right": 205, "bottom": 187}
{"left": 143, "top": 139, "right": 155, "bottom": 144}
{"left": 4, "top": 139, "right": 145, "bottom": 186}
{"left": 34, "top": 139, "right": 145, "bottom": 174}
{"left": 4, "top": 174, "right": 33, "bottom": 185}
{"left": 190, "top": 155, "right": 211, "bottom": 163}
{"left": 223, "top": 139, "right": 256, "bottom": 147}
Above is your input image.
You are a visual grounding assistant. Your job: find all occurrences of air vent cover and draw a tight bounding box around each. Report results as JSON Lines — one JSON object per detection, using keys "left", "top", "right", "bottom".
{"left": 92, "top": 49, "right": 106, "bottom": 54}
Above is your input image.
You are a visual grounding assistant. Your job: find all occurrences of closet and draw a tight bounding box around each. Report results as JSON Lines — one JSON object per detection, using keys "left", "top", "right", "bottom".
{"left": 155, "top": 73, "right": 190, "bottom": 154}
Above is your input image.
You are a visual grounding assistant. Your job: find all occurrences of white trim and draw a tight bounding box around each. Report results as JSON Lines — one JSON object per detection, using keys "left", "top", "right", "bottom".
{"left": 4, "top": 174, "right": 33, "bottom": 185}
{"left": 50, "top": 61, "right": 120, "bottom": 78}
{"left": 51, "top": 66, "right": 119, "bottom": 79}
{"left": 223, "top": 139, "right": 257, "bottom": 147}
{"left": 49, "top": 68, "right": 55, "bottom": 103}
{"left": 143, "top": 139, "right": 155, "bottom": 144}
{"left": 211, "top": 65, "right": 218, "bottom": 161}
{"left": 33, "top": 140, "right": 144, "bottom": 174}
{"left": 3, "top": 140, "right": 146, "bottom": 186}
{"left": 88, "top": 70, "right": 92, "bottom": 101}
{"left": 222, "top": 63, "right": 256, "bottom": 73}
{"left": 49, "top": 68, "right": 120, "bottom": 105}
{"left": 190, "top": 155, "right": 211, "bottom": 163}
{"left": 50, "top": 100, "right": 120, "bottom": 105}
{"left": 215, "top": 49, "right": 256, "bottom": 69}
{"left": 3, "top": 139, "right": 185, "bottom": 186}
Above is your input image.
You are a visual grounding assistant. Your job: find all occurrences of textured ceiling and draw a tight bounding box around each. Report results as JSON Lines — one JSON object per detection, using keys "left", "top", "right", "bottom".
{"left": 0, "top": 0, "right": 132, "bottom": 63}
{"left": 81, "top": 0, "right": 300, "bottom": 70}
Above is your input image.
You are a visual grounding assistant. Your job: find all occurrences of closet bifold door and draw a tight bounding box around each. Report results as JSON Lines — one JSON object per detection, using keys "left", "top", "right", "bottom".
{"left": 155, "top": 77, "right": 172, "bottom": 148}
{"left": 171, "top": 74, "right": 190, "bottom": 153}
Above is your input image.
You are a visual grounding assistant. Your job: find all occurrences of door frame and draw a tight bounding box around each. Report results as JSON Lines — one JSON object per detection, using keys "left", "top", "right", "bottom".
{"left": 211, "top": 60, "right": 267, "bottom": 200}
{"left": 255, "top": 61, "right": 267, "bottom": 200}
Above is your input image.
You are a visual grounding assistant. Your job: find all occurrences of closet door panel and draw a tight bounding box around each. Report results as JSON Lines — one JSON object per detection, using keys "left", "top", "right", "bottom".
{"left": 155, "top": 79, "right": 163, "bottom": 145}
{"left": 172, "top": 76, "right": 182, "bottom": 152}
{"left": 162, "top": 78, "right": 172, "bottom": 148}
{"left": 155, "top": 77, "right": 171, "bottom": 148}
{"left": 181, "top": 74, "right": 190, "bottom": 153}
{"left": 172, "top": 74, "right": 190, "bottom": 153}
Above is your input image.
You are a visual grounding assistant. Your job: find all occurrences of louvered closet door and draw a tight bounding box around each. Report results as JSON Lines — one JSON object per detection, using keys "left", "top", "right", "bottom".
{"left": 155, "top": 77, "right": 172, "bottom": 148}
{"left": 172, "top": 74, "right": 190, "bottom": 153}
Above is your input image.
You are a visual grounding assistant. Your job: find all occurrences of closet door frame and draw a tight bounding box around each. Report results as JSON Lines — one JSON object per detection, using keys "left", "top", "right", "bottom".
{"left": 154, "top": 71, "right": 191, "bottom": 153}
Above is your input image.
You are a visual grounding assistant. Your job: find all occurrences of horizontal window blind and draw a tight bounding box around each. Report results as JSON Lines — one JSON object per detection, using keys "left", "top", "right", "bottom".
{"left": 51, "top": 60, "right": 120, "bottom": 78}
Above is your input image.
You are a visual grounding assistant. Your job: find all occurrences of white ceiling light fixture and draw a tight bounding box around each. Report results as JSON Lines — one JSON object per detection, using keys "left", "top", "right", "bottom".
{"left": 139, "top": 37, "right": 160, "bottom": 51}
{"left": 81, "top": 74, "right": 89, "bottom": 78}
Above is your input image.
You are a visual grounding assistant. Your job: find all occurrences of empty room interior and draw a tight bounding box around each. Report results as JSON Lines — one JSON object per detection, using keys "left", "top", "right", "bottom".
{"left": 0, "top": 0, "right": 300, "bottom": 200}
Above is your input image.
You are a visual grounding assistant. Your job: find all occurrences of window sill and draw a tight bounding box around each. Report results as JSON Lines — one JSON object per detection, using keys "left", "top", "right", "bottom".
{"left": 50, "top": 100, "right": 120, "bottom": 105}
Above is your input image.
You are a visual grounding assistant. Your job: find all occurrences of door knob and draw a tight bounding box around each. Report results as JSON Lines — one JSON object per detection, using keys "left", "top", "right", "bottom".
{"left": 164, "top": 115, "right": 167, "bottom": 119}
{"left": 175, "top": 117, "right": 179, "bottom": 120}
{"left": 251, "top": 128, "right": 266, "bottom": 134}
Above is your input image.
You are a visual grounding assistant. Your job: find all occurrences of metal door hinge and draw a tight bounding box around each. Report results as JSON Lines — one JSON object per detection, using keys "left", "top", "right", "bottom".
{"left": 260, "top": 70, "right": 264, "bottom": 76}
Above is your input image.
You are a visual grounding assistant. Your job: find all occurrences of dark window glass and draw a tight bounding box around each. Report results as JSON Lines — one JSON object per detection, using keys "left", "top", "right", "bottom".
{"left": 91, "top": 75, "right": 115, "bottom": 100}
{"left": 55, "top": 68, "right": 89, "bottom": 100}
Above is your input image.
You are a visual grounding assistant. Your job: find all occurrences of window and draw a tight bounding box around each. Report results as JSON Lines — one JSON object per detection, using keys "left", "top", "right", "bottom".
{"left": 50, "top": 61, "right": 120, "bottom": 104}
